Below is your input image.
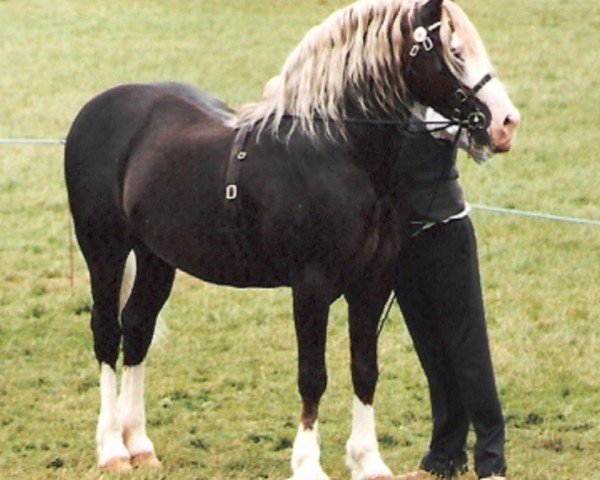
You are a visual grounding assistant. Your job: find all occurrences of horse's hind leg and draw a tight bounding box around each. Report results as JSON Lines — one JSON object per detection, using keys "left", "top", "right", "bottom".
{"left": 119, "top": 246, "right": 175, "bottom": 469}
{"left": 84, "top": 247, "right": 132, "bottom": 472}
{"left": 345, "top": 282, "right": 394, "bottom": 480}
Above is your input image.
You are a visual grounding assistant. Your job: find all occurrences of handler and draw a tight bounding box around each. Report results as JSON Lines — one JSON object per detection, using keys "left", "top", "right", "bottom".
{"left": 394, "top": 110, "right": 506, "bottom": 480}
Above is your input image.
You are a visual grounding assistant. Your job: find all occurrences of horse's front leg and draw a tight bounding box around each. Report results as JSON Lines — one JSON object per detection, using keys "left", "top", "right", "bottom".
{"left": 345, "top": 284, "right": 394, "bottom": 480}
{"left": 290, "top": 272, "right": 333, "bottom": 480}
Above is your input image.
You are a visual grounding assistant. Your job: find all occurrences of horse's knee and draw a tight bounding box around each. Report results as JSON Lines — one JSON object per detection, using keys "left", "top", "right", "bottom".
{"left": 298, "top": 364, "right": 328, "bottom": 403}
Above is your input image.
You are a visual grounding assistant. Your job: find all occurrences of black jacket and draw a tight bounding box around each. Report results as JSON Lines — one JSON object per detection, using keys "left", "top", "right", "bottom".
{"left": 398, "top": 124, "right": 466, "bottom": 222}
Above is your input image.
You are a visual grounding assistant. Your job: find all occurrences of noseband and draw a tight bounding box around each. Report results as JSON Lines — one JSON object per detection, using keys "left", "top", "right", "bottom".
{"left": 408, "top": 16, "right": 494, "bottom": 135}
{"left": 451, "top": 72, "right": 494, "bottom": 131}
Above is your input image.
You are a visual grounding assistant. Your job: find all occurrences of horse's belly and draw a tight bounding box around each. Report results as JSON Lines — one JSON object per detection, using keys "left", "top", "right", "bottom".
{"left": 141, "top": 225, "right": 291, "bottom": 288}
{"left": 180, "top": 250, "right": 291, "bottom": 288}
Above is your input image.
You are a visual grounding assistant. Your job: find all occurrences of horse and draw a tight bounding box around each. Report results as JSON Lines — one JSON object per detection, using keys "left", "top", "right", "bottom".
{"left": 64, "top": 0, "right": 519, "bottom": 478}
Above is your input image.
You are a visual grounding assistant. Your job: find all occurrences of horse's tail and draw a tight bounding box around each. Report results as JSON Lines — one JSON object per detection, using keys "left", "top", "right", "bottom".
{"left": 119, "top": 251, "right": 169, "bottom": 348}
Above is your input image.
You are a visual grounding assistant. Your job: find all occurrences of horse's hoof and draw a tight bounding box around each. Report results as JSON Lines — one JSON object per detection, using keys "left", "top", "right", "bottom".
{"left": 131, "top": 451, "right": 162, "bottom": 469}
{"left": 100, "top": 457, "right": 132, "bottom": 472}
{"left": 395, "top": 471, "right": 439, "bottom": 480}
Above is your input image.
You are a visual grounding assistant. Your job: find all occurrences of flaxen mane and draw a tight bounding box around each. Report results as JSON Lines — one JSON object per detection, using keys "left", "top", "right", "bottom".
{"left": 235, "top": 0, "right": 461, "bottom": 138}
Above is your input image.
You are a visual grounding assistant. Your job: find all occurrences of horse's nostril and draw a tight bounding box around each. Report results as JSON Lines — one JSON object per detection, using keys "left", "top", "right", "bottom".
{"left": 504, "top": 111, "right": 521, "bottom": 128}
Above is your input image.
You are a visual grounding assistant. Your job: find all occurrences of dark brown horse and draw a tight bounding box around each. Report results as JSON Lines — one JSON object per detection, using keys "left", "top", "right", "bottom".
{"left": 64, "top": 0, "right": 519, "bottom": 478}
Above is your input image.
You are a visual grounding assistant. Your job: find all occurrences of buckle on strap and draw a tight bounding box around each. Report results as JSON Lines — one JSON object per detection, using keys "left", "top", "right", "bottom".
{"left": 223, "top": 125, "right": 253, "bottom": 202}
{"left": 225, "top": 184, "right": 238, "bottom": 200}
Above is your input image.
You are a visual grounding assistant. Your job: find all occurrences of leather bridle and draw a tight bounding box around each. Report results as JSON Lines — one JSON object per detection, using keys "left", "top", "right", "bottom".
{"left": 407, "top": 11, "right": 494, "bottom": 138}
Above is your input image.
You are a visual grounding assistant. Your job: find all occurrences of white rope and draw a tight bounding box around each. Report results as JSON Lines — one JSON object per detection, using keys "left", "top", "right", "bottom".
{"left": 0, "top": 138, "right": 65, "bottom": 145}
{"left": 472, "top": 204, "right": 600, "bottom": 227}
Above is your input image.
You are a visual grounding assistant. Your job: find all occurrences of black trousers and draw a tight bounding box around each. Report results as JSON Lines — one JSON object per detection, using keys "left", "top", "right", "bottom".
{"left": 394, "top": 217, "right": 506, "bottom": 478}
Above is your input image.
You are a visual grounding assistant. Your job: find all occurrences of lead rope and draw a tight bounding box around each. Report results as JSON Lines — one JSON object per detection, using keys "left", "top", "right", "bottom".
{"left": 376, "top": 124, "right": 465, "bottom": 339}
{"left": 377, "top": 291, "right": 398, "bottom": 338}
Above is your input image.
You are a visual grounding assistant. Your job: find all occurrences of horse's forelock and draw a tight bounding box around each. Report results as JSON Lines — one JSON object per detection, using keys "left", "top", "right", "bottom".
{"left": 442, "top": 1, "right": 492, "bottom": 70}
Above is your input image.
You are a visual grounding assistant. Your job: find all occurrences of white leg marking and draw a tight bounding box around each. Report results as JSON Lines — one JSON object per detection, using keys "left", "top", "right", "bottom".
{"left": 346, "top": 397, "right": 393, "bottom": 480}
{"left": 97, "top": 363, "right": 130, "bottom": 469}
{"left": 290, "top": 422, "right": 330, "bottom": 480}
{"left": 118, "top": 363, "right": 157, "bottom": 459}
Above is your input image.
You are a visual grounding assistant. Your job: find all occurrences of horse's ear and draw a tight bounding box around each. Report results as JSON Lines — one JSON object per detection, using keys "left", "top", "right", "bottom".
{"left": 422, "top": 0, "right": 444, "bottom": 21}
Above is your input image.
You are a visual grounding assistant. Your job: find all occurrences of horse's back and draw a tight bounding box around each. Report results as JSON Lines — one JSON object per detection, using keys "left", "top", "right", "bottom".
{"left": 65, "top": 82, "right": 233, "bottom": 173}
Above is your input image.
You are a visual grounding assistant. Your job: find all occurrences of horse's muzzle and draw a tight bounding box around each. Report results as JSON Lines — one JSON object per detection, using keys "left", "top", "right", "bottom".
{"left": 489, "top": 109, "right": 521, "bottom": 153}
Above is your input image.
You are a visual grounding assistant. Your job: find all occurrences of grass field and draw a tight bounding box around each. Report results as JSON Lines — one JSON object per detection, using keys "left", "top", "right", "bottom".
{"left": 1, "top": 1, "right": 599, "bottom": 479}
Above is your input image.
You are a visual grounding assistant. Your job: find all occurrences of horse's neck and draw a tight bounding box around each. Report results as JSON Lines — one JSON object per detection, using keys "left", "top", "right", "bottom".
{"left": 345, "top": 122, "right": 407, "bottom": 201}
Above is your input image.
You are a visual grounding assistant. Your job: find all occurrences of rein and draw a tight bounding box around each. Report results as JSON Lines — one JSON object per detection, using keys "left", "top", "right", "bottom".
{"left": 279, "top": 112, "right": 481, "bottom": 136}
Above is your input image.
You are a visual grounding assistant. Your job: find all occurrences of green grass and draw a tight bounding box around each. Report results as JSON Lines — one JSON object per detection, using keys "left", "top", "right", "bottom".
{"left": 1, "top": 1, "right": 599, "bottom": 479}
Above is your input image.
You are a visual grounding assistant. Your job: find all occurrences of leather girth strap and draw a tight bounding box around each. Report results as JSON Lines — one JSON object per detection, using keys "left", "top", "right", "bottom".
{"left": 218, "top": 123, "right": 255, "bottom": 283}
{"left": 222, "top": 123, "right": 254, "bottom": 230}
